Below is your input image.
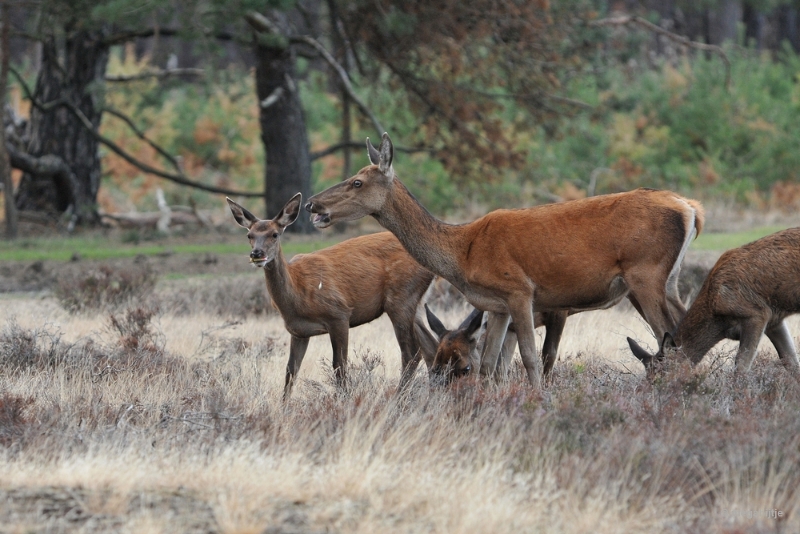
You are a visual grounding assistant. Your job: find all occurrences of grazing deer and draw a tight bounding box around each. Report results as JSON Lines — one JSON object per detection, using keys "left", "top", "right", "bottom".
{"left": 419, "top": 305, "right": 569, "bottom": 384}
{"left": 305, "top": 133, "right": 704, "bottom": 391}
{"left": 227, "top": 193, "right": 435, "bottom": 399}
{"left": 627, "top": 228, "right": 800, "bottom": 379}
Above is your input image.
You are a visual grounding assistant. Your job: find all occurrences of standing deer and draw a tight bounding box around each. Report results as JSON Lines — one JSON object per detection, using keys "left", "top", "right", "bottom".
{"left": 628, "top": 228, "right": 800, "bottom": 379}
{"left": 305, "top": 133, "right": 704, "bottom": 391}
{"left": 227, "top": 193, "right": 435, "bottom": 399}
{"left": 420, "top": 305, "right": 569, "bottom": 384}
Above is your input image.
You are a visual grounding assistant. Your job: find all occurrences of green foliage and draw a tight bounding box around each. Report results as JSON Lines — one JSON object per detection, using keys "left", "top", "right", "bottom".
{"left": 92, "top": 42, "right": 800, "bottom": 219}
{"left": 525, "top": 48, "right": 800, "bottom": 205}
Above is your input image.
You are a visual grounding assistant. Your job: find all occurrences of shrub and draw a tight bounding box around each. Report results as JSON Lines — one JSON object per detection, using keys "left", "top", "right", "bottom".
{"left": 54, "top": 264, "right": 158, "bottom": 313}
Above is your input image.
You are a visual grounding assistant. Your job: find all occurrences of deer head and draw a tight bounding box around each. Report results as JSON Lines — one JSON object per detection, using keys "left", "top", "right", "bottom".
{"left": 627, "top": 332, "right": 676, "bottom": 380}
{"left": 425, "top": 304, "right": 484, "bottom": 384}
{"left": 305, "top": 133, "right": 395, "bottom": 228}
{"left": 227, "top": 193, "right": 301, "bottom": 268}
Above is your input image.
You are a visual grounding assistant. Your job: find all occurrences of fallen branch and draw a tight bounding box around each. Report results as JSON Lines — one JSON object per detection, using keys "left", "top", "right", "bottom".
{"left": 591, "top": 14, "right": 731, "bottom": 88}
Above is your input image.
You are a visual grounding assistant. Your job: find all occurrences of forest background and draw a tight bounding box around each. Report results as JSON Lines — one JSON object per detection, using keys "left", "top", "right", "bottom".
{"left": 3, "top": 0, "right": 800, "bottom": 238}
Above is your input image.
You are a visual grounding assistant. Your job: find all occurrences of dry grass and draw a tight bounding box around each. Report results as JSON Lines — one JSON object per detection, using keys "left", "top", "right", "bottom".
{"left": 1, "top": 283, "right": 799, "bottom": 533}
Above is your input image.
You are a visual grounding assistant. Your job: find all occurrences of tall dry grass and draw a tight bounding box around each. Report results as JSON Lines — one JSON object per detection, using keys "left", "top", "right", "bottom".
{"left": 0, "top": 283, "right": 799, "bottom": 533}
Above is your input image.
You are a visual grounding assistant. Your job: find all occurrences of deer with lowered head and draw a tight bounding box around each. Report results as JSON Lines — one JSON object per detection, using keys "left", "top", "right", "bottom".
{"left": 227, "top": 193, "right": 435, "bottom": 399}
{"left": 305, "top": 133, "right": 704, "bottom": 391}
{"left": 418, "top": 304, "right": 569, "bottom": 384}
{"left": 628, "top": 228, "right": 800, "bottom": 379}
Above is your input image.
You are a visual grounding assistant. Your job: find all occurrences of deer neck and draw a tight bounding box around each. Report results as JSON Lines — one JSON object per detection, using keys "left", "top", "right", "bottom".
{"left": 672, "top": 298, "right": 723, "bottom": 364}
{"left": 374, "top": 179, "right": 467, "bottom": 286}
{"left": 262, "top": 246, "right": 297, "bottom": 313}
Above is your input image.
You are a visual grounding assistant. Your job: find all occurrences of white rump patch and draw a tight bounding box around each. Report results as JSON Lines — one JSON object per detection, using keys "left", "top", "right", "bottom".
{"left": 666, "top": 198, "right": 697, "bottom": 296}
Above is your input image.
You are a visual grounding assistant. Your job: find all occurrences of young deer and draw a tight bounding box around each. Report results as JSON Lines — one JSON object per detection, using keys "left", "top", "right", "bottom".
{"left": 227, "top": 193, "right": 435, "bottom": 399}
{"left": 419, "top": 305, "right": 569, "bottom": 384}
{"left": 305, "top": 133, "right": 704, "bottom": 391}
{"left": 628, "top": 228, "right": 800, "bottom": 379}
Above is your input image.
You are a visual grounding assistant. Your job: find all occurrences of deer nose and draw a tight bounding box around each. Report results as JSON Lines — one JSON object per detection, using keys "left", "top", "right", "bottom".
{"left": 250, "top": 249, "right": 264, "bottom": 259}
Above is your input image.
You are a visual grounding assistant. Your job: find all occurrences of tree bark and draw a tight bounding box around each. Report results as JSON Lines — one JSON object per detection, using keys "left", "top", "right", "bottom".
{"left": 707, "top": 0, "right": 742, "bottom": 45}
{"left": 15, "top": 26, "right": 109, "bottom": 224}
{"left": 778, "top": 5, "right": 800, "bottom": 52}
{"left": 0, "top": 0, "right": 16, "bottom": 238}
{"left": 253, "top": 14, "right": 313, "bottom": 233}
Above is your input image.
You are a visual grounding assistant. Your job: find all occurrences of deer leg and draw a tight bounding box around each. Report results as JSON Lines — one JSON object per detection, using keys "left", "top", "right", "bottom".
{"left": 733, "top": 317, "right": 767, "bottom": 375}
{"left": 285, "top": 335, "right": 310, "bottom": 400}
{"left": 391, "top": 314, "right": 422, "bottom": 389}
{"left": 329, "top": 322, "right": 350, "bottom": 389}
{"left": 542, "top": 310, "right": 568, "bottom": 379}
{"left": 508, "top": 297, "right": 543, "bottom": 391}
{"left": 495, "top": 328, "right": 518, "bottom": 382}
{"left": 765, "top": 320, "right": 800, "bottom": 378}
{"left": 479, "top": 311, "right": 511, "bottom": 379}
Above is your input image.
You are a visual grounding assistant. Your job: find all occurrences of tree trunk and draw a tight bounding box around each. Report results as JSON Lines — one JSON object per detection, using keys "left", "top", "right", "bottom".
{"left": 707, "top": 0, "right": 742, "bottom": 45}
{"left": 253, "top": 15, "right": 313, "bottom": 233}
{"left": 0, "top": 0, "right": 16, "bottom": 238}
{"left": 778, "top": 5, "right": 800, "bottom": 52}
{"left": 15, "top": 26, "right": 109, "bottom": 224}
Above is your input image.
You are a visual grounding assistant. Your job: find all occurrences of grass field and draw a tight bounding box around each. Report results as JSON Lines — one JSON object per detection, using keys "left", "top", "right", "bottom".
{"left": 0, "top": 264, "right": 798, "bottom": 532}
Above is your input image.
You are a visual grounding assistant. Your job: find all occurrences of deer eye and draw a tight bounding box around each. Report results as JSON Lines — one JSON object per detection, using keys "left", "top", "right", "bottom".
{"left": 272, "top": 232, "right": 278, "bottom": 238}
{"left": 247, "top": 233, "right": 253, "bottom": 239}
{"left": 353, "top": 179, "right": 362, "bottom": 188}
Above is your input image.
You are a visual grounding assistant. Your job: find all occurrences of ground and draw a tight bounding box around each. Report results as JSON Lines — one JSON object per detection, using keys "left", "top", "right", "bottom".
{"left": 0, "top": 227, "right": 797, "bottom": 533}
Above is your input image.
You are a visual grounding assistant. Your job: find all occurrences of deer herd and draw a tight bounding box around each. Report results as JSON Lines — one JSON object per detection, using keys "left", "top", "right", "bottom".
{"left": 228, "top": 133, "right": 800, "bottom": 398}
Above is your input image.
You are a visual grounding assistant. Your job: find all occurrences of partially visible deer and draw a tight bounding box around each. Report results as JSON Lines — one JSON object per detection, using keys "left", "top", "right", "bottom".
{"left": 227, "top": 194, "right": 435, "bottom": 399}
{"left": 305, "top": 133, "right": 704, "bottom": 391}
{"left": 420, "top": 305, "right": 569, "bottom": 384}
{"left": 628, "top": 228, "right": 800, "bottom": 380}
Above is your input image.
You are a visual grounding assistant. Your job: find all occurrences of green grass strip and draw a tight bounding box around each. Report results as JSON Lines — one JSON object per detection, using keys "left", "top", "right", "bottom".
{"left": 691, "top": 225, "right": 794, "bottom": 251}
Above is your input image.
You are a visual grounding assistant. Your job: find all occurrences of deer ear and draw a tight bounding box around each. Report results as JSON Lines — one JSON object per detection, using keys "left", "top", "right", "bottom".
{"left": 660, "top": 332, "right": 679, "bottom": 359}
{"left": 227, "top": 197, "right": 259, "bottom": 229}
{"left": 414, "top": 318, "right": 438, "bottom": 369}
{"left": 378, "top": 132, "right": 394, "bottom": 178}
{"left": 274, "top": 193, "right": 302, "bottom": 228}
{"left": 460, "top": 307, "right": 484, "bottom": 338}
{"left": 425, "top": 304, "right": 448, "bottom": 339}
{"left": 627, "top": 337, "right": 654, "bottom": 366}
{"left": 367, "top": 137, "right": 381, "bottom": 165}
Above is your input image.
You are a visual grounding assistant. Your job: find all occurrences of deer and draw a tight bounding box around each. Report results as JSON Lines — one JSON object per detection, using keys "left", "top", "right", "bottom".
{"left": 419, "top": 305, "right": 569, "bottom": 384}
{"left": 627, "top": 228, "right": 800, "bottom": 380}
{"left": 227, "top": 193, "right": 435, "bottom": 399}
{"left": 305, "top": 133, "right": 704, "bottom": 391}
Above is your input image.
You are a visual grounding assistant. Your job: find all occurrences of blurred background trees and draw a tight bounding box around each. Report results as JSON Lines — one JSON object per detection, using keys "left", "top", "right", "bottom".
{"left": 3, "top": 0, "right": 800, "bottom": 237}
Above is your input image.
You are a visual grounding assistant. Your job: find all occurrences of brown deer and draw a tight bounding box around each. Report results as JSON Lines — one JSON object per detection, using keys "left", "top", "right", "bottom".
{"left": 305, "top": 133, "right": 704, "bottom": 391}
{"left": 227, "top": 193, "right": 435, "bottom": 399}
{"left": 419, "top": 305, "right": 569, "bottom": 384}
{"left": 627, "top": 228, "right": 800, "bottom": 379}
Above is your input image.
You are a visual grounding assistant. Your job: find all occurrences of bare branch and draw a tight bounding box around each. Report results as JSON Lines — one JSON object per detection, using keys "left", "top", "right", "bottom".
{"left": 10, "top": 67, "right": 262, "bottom": 198}
{"left": 290, "top": 35, "right": 385, "bottom": 136}
{"left": 5, "top": 142, "right": 80, "bottom": 207}
{"left": 102, "top": 107, "right": 183, "bottom": 173}
{"left": 245, "top": 10, "right": 386, "bottom": 136}
{"left": 591, "top": 14, "right": 731, "bottom": 88}
{"left": 105, "top": 68, "right": 204, "bottom": 82}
